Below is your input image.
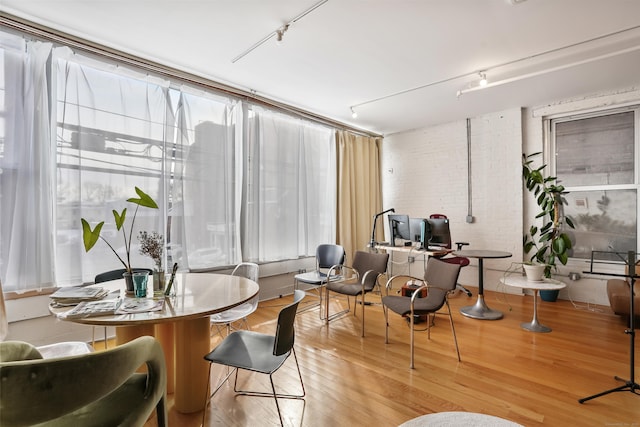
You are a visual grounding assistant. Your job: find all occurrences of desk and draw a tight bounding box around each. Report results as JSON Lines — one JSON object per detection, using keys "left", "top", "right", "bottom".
{"left": 454, "top": 249, "right": 512, "bottom": 320}
{"left": 51, "top": 273, "right": 259, "bottom": 414}
{"left": 374, "top": 244, "right": 451, "bottom": 275}
{"left": 500, "top": 275, "right": 566, "bottom": 332}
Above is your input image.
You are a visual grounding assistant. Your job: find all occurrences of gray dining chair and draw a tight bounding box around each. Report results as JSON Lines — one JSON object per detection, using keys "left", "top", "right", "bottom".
{"left": 382, "top": 257, "right": 462, "bottom": 369}
{"left": 203, "top": 290, "right": 305, "bottom": 427}
{"left": 324, "top": 250, "right": 389, "bottom": 337}
{"left": 294, "top": 244, "right": 345, "bottom": 318}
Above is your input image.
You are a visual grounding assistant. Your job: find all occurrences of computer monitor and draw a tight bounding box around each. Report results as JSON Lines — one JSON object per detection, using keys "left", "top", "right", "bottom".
{"left": 427, "top": 217, "right": 452, "bottom": 248}
{"left": 388, "top": 214, "right": 410, "bottom": 245}
{"left": 409, "top": 218, "right": 431, "bottom": 249}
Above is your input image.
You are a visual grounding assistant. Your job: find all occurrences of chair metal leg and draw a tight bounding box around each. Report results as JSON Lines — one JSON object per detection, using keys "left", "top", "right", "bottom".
{"left": 410, "top": 309, "right": 416, "bottom": 369}
{"left": 230, "top": 348, "right": 305, "bottom": 426}
{"left": 446, "top": 301, "right": 461, "bottom": 362}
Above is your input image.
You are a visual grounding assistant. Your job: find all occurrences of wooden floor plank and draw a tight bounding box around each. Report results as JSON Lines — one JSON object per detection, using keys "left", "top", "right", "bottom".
{"left": 136, "top": 287, "right": 639, "bottom": 426}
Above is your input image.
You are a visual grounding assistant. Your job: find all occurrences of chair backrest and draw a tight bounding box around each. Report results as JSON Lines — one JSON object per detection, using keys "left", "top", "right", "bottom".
{"left": 231, "top": 262, "right": 259, "bottom": 283}
{"left": 352, "top": 251, "right": 389, "bottom": 290}
{"left": 424, "top": 257, "right": 462, "bottom": 292}
{"left": 316, "top": 244, "right": 346, "bottom": 270}
{"left": 0, "top": 336, "right": 166, "bottom": 427}
{"left": 273, "top": 289, "right": 305, "bottom": 356}
{"left": 428, "top": 214, "right": 453, "bottom": 249}
{"left": 94, "top": 268, "right": 153, "bottom": 284}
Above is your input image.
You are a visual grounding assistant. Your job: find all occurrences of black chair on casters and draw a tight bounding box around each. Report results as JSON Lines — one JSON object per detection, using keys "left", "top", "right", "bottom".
{"left": 203, "top": 290, "right": 306, "bottom": 427}
{"left": 429, "top": 214, "right": 472, "bottom": 297}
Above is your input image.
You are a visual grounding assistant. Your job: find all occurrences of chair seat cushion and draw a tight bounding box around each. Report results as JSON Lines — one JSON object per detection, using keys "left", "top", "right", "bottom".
{"left": 382, "top": 288, "right": 447, "bottom": 316}
{"left": 326, "top": 278, "right": 373, "bottom": 296}
{"left": 204, "top": 330, "right": 289, "bottom": 374}
{"left": 210, "top": 299, "right": 258, "bottom": 324}
{"left": 295, "top": 271, "right": 342, "bottom": 286}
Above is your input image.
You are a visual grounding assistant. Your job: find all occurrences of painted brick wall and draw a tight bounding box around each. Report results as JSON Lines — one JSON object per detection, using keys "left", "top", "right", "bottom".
{"left": 381, "top": 108, "right": 523, "bottom": 293}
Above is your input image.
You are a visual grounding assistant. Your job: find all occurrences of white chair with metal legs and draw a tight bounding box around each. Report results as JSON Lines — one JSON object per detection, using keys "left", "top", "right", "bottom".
{"left": 210, "top": 262, "right": 260, "bottom": 337}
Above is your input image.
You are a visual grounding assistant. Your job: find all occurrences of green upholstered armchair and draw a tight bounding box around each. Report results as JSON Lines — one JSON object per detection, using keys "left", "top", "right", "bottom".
{"left": 0, "top": 335, "right": 167, "bottom": 427}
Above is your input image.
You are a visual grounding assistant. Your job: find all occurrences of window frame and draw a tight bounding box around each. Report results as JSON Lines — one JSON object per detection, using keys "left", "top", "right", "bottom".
{"left": 546, "top": 105, "right": 640, "bottom": 270}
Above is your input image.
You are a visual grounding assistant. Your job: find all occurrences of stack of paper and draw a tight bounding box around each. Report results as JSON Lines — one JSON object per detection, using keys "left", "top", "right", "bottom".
{"left": 65, "top": 298, "right": 122, "bottom": 318}
{"left": 50, "top": 286, "right": 109, "bottom": 306}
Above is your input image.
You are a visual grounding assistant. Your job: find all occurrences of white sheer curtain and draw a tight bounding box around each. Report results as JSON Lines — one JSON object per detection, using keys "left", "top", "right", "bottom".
{"left": 243, "top": 105, "right": 336, "bottom": 262}
{"left": 169, "top": 88, "right": 241, "bottom": 270}
{"left": 54, "top": 50, "right": 171, "bottom": 285}
{"left": 0, "top": 36, "right": 56, "bottom": 292}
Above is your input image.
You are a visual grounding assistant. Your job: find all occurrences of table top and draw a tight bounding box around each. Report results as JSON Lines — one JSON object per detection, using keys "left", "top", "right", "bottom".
{"left": 500, "top": 275, "right": 566, "bottom": 291}
{"left": 453, "top": 250, "right": 512, "bottom": 259}
{"left": 375, "top": 244, "right": 451, "bottom": 256}
{"left": 50, "top": 273, "right": 259, "bottom": 326}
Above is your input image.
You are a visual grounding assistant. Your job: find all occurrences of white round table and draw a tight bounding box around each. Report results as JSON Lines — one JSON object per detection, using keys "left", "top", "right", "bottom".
{"left": 399, "top": 411, "right": 523, "bottom": 426}
{"left": 499, "top": 275, "right": 566, "bottom": 332}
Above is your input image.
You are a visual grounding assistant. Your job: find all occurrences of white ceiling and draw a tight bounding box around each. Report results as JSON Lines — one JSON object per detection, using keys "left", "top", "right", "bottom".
{"left": 3, "top": 0, "right": 640, "bottom": 135}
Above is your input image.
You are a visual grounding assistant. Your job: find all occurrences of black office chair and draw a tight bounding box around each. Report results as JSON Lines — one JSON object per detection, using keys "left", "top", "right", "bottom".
{"left": 93, "top": 268, "right": 153, "bottom": 346}
{"left": 203, "top": 290, "right": 305, "bottom": 427}
{"left": 294, "top": 244, "right": 345, "bottom": 318}
{"left": 382, "top": 258, "right": 462, "bottom": 369}
{"left": 429, "top": 214, "right": 472, "bottom": 297}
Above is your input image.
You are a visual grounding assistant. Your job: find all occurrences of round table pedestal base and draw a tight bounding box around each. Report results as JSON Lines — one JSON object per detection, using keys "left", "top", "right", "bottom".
{"left": 521, "top": 321, "right": 552, "bottom": 333}
{"left": 460, "top": 295, "right": 503, "bottom": 320}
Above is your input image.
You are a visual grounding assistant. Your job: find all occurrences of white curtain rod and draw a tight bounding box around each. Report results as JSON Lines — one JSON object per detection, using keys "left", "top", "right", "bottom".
{"left": 0, "top": 11, "right": 380, "bottom": 139}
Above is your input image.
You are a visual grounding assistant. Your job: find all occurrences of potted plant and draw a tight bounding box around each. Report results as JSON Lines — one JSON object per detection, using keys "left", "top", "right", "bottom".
{"left": 138, "top": 230, "right": 165, "bottom": 294}
{"left": 81, "top": 187, "right": 159, "bottom": 291}
{"left": 522, "top": 152, "right": 575, "bottom": 300}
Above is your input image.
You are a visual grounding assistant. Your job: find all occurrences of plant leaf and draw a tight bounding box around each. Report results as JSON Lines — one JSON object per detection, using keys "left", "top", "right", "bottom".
{"left": 127, "top": 187, "right": 159, "bottom": 209}
{"left": 113, "top": 209, "right": 126, "bottom": 230}
{"left": 81, "top": 219, "right": 104, "bottom": 252}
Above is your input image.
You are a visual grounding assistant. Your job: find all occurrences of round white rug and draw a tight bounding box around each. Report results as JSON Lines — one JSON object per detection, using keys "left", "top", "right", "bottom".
{"left": 399, "top": 411, "right": 524, "bottom": 427}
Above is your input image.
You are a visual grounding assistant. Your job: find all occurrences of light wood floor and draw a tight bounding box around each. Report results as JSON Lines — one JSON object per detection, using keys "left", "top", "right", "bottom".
{"left": 134, "top": 287, "right": 639, "bottom": 426}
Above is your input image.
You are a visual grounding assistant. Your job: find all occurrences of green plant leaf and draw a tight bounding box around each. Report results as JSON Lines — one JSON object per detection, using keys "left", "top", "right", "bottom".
{"left": 127, "top": 187, "right": 159, "bottom": 209}
{"left": 552, "top": 236, "right": 566, "bottom": 254}
{"left": 81, "top": 219, "right": 104, "bottom": 252}
{"left": 113, "top": 209, "right": 126, "bottom": 230}
{"left": 565, "top": 216, "right": 575, "bottom": 229}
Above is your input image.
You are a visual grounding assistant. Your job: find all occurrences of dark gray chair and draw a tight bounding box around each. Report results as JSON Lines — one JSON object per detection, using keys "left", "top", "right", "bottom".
{"left": 294, "top": 244, "right": 345, "bottom": 318}
{"left": 382, "top": 257, "right": 462, "bottom": 369}
{"left": 203, "top": 289, "right": 305, "bottom": 427}
{"left": 324, "top": 250, "right": 389, "bottom": 337}
{"left": 93, "top": 268, "right": 153, "bottom": 346}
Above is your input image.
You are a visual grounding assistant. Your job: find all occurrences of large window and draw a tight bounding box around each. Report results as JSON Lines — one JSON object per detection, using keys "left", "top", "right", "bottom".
{"left": 0, "top": 29, "right": 336, "bottom": 292}
{"left": 551, "top": 108, "right": 638, "bottom": 261}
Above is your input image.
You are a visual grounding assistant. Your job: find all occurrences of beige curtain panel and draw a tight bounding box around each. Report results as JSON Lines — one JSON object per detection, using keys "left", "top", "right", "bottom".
{"left": 336, "top": 130, "right": 383, "bottom": 262}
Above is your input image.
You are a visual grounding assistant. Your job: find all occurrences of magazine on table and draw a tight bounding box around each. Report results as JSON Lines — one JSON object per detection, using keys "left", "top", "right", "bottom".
{"left": 65, "top": 298, "right": 122, "bottom": 318}
{"left": 50, "top": 286, "right": 109, "bottom": 304}
{"left": 116, "top": 298, "right": 165, "bottom": 314}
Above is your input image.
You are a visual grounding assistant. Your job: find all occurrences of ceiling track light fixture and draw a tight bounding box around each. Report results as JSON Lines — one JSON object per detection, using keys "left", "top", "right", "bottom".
{"left": 276, "top": 24, "right": 290, "bottom": 45}
{"left": 457, "top": 43, "right": 640, "bottom": 97}
{"left": 232, "top": 0, "right": 329, "bottom": 63}
{"left": 350, "top": 107, "right": 358, "bottom": 118}
{"left": 478, "top": 71, "right": 488, "bottom": 87}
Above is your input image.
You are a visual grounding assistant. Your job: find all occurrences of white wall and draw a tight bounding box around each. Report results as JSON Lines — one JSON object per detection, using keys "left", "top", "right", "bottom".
{"left": 382, "top": 108, "right": 524, "bottom": 296}
{"left": 382, "top": 87, "right": 640, "bottom": 307}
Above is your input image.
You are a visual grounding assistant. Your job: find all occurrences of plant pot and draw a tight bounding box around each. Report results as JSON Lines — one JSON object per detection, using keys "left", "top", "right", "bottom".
{"left": 123, "top": 271, "right": 134, "bottom": 293}
{"left": 523, "top": 264, "right": 545, "bottom": 282}
{"left": 540, "top": 289, "right": 560, "bottom": 302}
